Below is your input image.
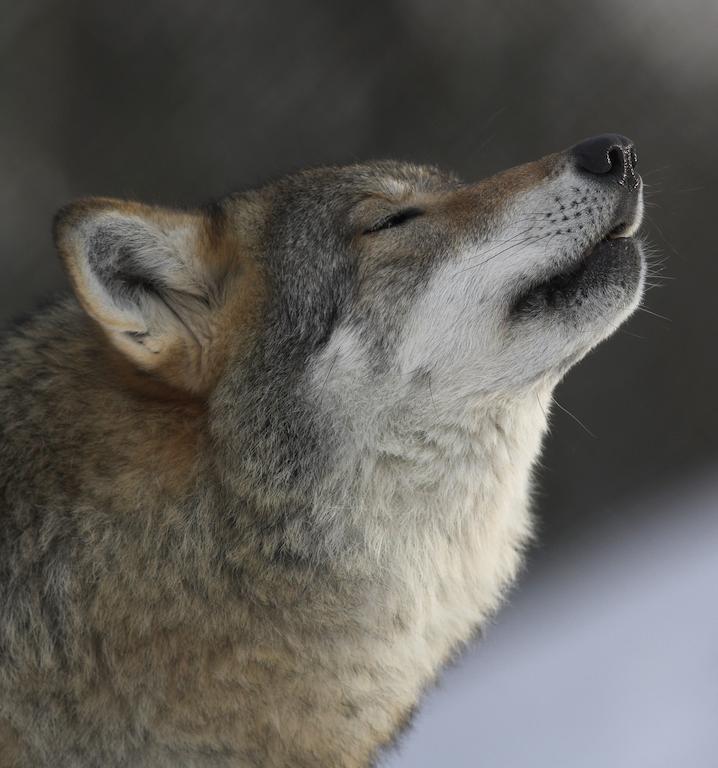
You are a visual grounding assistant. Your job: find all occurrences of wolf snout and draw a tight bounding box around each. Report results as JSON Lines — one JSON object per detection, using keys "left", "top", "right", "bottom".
{"left": 571, "top": 133, "right": 640, "bottom": 190}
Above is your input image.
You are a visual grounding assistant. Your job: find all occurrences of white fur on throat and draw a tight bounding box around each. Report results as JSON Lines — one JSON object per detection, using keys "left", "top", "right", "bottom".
{"left": 307, "top": 339, "right": 552, "bottom": 724}
{"left": 309, "top": 322, "right": 551, "bottom": 648}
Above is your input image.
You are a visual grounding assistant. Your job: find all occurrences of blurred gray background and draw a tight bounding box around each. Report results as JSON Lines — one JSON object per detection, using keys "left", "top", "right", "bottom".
{"left": 2, "top": 0, "right": 716, "bottom": 764}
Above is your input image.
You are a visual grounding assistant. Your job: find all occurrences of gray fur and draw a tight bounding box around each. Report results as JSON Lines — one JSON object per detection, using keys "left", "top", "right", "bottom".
{"left": 0, "top": 151, "right": 644, "bottom": 766}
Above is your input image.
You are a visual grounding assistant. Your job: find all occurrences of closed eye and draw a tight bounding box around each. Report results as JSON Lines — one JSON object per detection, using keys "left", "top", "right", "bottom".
{"left": 363, "top": 207, "right": 424, "bottom": 234}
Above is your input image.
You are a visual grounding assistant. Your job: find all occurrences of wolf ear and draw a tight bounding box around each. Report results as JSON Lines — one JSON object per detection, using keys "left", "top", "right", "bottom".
{"left": 54, "top": 198, "right": 230, "bottom": 392}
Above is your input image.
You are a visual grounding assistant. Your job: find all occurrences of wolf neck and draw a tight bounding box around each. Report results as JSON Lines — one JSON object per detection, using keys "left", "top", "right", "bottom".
{"left": 315, "top": 388, "right": 551, "bottom": 599}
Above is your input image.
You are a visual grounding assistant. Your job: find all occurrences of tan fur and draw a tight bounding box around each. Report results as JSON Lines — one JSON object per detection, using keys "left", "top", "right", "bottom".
{"left": 54, "top": 196, "right": 269, "bottom": 396}
{"left": 0, "top": 150, "right": 644, "bottom": 767}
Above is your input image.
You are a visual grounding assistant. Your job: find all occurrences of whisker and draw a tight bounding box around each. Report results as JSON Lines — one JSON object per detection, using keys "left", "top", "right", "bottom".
{"left": 637, "top": 306, "right": 671, "bottom": 322}
{"left": 640, "top": 165, "right": 672, "bottom": 178}
{"left": 619, "top": 328, "right": 647, "bottom": 340}
{"left": 318, "top": 351, "right": 340, "bottom": 399}
{"left": 643, "top": 213, "right": 680, "bottom": 257}
{"left": 453, "top": 232, "right": 553, "bottom": 276}
{"left": 552, "top": 398, "right": 596, "bottom": 438}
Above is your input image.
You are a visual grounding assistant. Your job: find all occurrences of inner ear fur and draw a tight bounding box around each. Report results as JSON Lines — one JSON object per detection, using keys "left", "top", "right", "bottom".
{"left": 53, "top": 197, "right": 260, "bottom": 395}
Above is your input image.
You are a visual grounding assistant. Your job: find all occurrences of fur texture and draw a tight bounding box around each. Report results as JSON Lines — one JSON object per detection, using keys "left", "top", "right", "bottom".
{"left": 0, "top": 143, "right": 644, "bottom": 766}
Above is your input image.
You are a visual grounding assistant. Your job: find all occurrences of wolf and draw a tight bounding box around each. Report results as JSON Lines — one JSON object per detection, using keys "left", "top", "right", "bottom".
{"left": 0, "top": 134, "right": 644, "bottom": 767}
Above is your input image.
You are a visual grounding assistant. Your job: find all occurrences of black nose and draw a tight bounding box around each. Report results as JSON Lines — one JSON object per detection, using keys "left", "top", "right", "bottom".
{"left": 571, "top": 134, "right": 639, "bottom": 187}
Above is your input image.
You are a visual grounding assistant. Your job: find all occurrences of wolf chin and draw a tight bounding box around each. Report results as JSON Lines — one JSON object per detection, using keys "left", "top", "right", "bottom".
{"left": 0, "top": 134, "right": 644, "bottom": 767}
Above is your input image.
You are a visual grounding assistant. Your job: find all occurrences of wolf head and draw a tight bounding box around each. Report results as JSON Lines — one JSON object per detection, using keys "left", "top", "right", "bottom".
{"left": 54, "top": 135, "right": 644, "bottom": 525}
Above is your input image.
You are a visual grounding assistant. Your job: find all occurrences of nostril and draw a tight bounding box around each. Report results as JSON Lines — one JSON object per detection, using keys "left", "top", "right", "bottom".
{"left": 607, "top": 146, "right": 626, "bottom": 176}
{"left": 571, "top": 133, "right": 637, "bottom": 181}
